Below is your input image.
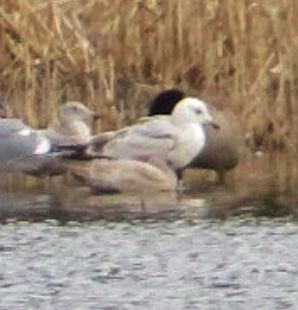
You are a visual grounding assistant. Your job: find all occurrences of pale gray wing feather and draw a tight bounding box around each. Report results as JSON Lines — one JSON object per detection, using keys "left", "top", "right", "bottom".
{"left": 102, "top": 117, "right": 177, "bottom": 160}
{"left": 0, "top": 119, "right": 50, "bottom": 163}
{"left": 0, "top": 133, "right": 47, "bottom": 162}
{"left": 0, "top": 119, "right": 67, "bottom": 175}
{"left": 0, "top": 119, "right": 31, "bottom": 136}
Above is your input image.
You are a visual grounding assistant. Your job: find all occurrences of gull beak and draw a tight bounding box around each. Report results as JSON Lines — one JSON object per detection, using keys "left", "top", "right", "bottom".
{"left": 92, "top": 112, "right": 101, "bottom": 121}
{"left": 204, "top": 120, "right": 220, "bottom": 130}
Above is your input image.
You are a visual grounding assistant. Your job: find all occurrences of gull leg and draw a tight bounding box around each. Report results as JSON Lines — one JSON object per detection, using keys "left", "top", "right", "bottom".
{"left": 176, "top": 170, "right": 186, "bottom": 201}
{"left": 215, "top": 169, "right": 226, "bottom": 185}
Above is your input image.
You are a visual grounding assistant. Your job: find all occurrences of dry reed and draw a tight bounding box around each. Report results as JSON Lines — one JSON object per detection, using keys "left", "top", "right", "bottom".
{"left": 1, "top": 0, "right": 298, "bottom": 150}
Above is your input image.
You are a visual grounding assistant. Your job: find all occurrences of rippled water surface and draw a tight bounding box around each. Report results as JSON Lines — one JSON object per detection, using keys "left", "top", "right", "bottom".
{"left": 1, "top": 219, "right": 298, "bottom": 310}
{"left": 1, "top": 152, "right": 298, "bottom": 309}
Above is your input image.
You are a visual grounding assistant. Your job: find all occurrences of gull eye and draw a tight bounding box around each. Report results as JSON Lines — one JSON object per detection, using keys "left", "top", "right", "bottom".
{"left": 196, "top": 109, "right": 202, "bottom": 114}
{"left": 72, "top": 106, "right": 79, "bottom": 112}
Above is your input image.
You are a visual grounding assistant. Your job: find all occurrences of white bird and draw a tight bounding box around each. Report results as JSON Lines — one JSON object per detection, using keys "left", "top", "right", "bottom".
{"left": 147, "top": 89, "right": 241, "bottom": 183}
{"left": 95, "top": 97, "right": 219, "bottom": 189}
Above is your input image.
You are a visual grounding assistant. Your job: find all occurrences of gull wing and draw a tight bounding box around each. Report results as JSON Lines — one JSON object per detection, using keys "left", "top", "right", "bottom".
{"left": 0, "top": 119, "right": 51, "bottom": 164}
{"left": 102, "top": 116, "right": 177, "bottom": 161}
{"left": 0, "top": 118, "right": 31, "bottom": 136}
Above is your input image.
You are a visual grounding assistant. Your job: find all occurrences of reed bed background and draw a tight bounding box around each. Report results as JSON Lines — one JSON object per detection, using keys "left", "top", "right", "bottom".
{"left": 1, "top": 0, "right": 298, "bottom": 151}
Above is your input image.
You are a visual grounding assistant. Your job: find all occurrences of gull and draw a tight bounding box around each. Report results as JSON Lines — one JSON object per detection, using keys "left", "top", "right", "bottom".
{"left": 0, "top": 117, "right": 66, "bottom": 176}
{"left": 43, "top": 101, "right": 100, "bottom": 157}
{"left": 0, "top": 100, "right": 99, "bottom": 176}
{"left": 148, "top": 89, "right": 241, "bottom": 183}
{"left": 92, "top": 97, "right": 219, "bottom": 190}
{"left": 72, "top": 158, "right": 177, "bottom": 194}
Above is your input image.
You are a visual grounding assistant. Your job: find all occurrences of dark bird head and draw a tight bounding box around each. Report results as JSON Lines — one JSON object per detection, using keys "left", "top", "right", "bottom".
{"left": 147, "top": 89, "right": 186, "bottom": 116}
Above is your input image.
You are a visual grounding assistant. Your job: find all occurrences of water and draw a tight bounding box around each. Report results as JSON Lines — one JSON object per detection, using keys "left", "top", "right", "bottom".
{"left": 1, "top": 152, "right": 298, "bottom": 222}
{"left": 1, "top": 152, "right": 298, "bottom": 309}
{"left": 0, "top": 220, "right": 298, "bottom": 309}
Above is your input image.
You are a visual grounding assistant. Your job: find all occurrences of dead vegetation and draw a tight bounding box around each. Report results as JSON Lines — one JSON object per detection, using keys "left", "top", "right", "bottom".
{"left": 1, "top": 0, "right": 298, "bottom": 150}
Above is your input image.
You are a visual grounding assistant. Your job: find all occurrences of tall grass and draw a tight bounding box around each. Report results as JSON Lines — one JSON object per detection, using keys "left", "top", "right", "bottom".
{"left": 1, "top": 0, "right": 298, "bottom": 150}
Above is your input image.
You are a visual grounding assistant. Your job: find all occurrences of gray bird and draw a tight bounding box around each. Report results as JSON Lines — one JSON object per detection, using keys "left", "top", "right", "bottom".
{"left": 0, "top": 101, "right": 100, "bottom": 176}
{"left": 43, "top": 101, "right": 100, "bottom": 158}
{"left": 0, "top": 117, "right": 66, "bottom": 176}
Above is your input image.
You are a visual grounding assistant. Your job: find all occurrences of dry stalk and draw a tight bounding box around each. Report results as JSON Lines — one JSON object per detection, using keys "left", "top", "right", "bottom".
{"left": 0, "top": 0, "right": 297, "bottom": 151}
